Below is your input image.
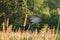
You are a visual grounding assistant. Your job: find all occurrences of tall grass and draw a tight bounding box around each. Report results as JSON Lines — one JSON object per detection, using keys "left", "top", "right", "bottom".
{"left": 0, "top": 24, "right": 59, "bottom": 40}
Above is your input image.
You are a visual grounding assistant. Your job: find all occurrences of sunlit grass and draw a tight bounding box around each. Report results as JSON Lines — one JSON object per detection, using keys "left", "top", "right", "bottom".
{"left": 0, "top": 24, "right": 59, "bottom": 40}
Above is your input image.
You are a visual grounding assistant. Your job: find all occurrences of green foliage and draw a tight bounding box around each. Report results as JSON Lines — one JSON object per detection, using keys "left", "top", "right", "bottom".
{"left": 0, "top": 0, "right": 60, "bottom": 30}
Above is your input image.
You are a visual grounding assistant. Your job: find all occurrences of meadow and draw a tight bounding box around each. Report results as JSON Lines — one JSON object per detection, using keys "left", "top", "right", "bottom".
{"left": 0, "top": 24, "right": 60, "bottom": 40}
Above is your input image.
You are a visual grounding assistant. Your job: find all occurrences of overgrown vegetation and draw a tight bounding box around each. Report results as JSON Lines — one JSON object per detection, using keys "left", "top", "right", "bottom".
{"left": 0, "top": 0, "right": 60, "bottom": 30}
{"left": 0, "top": 24, "right": 59, "bottom": 40}
{"left": 0, "top": 0, "right": 60, "bottom": 40}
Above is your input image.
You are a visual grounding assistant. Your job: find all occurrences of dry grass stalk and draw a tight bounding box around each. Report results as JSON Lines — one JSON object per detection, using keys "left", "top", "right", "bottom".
{"left": 2, "top": 22, "right": 5, "bottom": 32}
{"left": 6, "top": 25, "right": 12, "bottom": 33}
{"left": 6, "top": 18, "right": 9, "bottom": 29}
{"left": 23, "top": 14, "right": 28, "bottom": 27}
